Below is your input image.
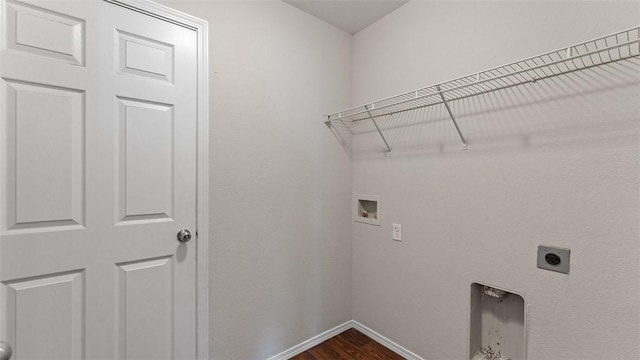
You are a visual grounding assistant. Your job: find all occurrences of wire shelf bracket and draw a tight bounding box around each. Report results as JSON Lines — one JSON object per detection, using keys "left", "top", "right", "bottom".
{"left": 364, "top": 105, "right": 393, "bottom": 154}
{"left": 324, "top": 26, "right": 640, "bottom": 152}
{"left": 436, "top": 85, "right": 467, "bottom": 150}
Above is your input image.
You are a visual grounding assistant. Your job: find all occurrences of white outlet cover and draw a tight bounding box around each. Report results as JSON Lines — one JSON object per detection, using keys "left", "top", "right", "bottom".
{"left": 392, "top": 223, "right": 402, "bottom": 241}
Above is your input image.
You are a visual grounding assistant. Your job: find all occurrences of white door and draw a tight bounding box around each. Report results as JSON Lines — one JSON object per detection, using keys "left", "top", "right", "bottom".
{"left": 0, "top": 0, "right": 198, "bottom": 359}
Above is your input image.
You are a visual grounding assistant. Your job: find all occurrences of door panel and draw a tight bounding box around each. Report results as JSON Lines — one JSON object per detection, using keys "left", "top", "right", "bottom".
{"left": 117, "top": 97, "right": 174, "bottom": 223}
{"left": 4, "top": 80, "right": 85, "bottom": 230}
{"left": 0, "top": 0, "right": 198, "bottom": 358}
{"left": 102, "top": 3, "right": 197, "bottom": 358}
{"left": 2, "top": 271, "right": 84, "bottom": 360}
{"left": 4, "top": 0, "right": 85, "bottom": 65}
{"left": 117, "top": 256, "right": 173, "bottom": 360}
{"left": 117, "top": 30, "right": 174, "bottom": 83}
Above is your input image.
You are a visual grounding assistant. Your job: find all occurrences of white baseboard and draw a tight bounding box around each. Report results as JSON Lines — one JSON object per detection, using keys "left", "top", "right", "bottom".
{"left": 266, "top": 319, "right": 426, "bottom": 360}
{"left": 266, "top": 320, "right": 353, "bottom": 360}
{"left": 352, "top": 321, "right": 426, "bottom": 360}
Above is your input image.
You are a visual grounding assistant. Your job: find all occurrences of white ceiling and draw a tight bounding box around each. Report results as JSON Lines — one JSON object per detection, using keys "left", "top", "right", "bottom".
{"left": 283, "top": 0, "right": 409, "bottom": 34}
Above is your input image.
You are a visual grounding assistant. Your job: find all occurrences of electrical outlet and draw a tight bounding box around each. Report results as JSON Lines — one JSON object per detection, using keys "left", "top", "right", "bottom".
{"left": 537, "top": 245, "right": 570, "bottom": 274}
{"left": 392, "top": 223, "right": 402, "bottom": 241}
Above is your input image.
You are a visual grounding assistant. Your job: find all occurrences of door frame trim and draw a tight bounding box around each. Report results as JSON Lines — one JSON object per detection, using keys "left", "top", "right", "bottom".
{"left": 104, "top": 1, "right": 209, "bottom": 358}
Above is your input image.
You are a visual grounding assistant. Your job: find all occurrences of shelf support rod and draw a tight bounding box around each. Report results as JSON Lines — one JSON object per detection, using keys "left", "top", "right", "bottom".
{"left": 325, "top": 117, "right": 344, "bottom": 144}
{"left": 364, "top": 105, "right": 392, "bottom": 154}
{"left": 437, "top": 85, "right": 468, "bottom": 150}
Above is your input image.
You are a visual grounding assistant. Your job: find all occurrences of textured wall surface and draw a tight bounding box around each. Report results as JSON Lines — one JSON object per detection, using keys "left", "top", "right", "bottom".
{"left": 157, "top": 1, "right": 353, "bottom": 359}
{"left": 351, "top": 1, "right": 640, "bottom": 359}
{"left": 155, "top": 0, "right": 640, "bottom": 359}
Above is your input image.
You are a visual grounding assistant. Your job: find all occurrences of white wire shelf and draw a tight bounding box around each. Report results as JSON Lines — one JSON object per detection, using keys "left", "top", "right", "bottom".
{"left": 325, "top": 26, "right": 640, "bottom": 152}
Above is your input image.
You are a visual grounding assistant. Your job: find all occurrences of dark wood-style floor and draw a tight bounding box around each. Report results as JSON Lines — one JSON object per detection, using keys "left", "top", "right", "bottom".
{"left": 290, "top": 328, "right": 405, "bottom": 360}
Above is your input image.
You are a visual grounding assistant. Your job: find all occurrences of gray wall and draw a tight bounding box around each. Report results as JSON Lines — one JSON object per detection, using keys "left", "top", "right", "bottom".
{"left": 157, "top": 1, "right": 353, "bottom": 359}
{"left": 157, "top": 0, "right": 640, "bottom": 359}
{"left": 351, "top": 1, "right": 639, "bottom": 359}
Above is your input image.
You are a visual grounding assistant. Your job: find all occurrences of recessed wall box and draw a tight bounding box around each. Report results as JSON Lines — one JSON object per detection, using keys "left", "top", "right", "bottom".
{"left": 353, "top": 195, "right": 380, "bottom": 226}
{"left": 470, "top": 283, "right": 526, "bottom": 360}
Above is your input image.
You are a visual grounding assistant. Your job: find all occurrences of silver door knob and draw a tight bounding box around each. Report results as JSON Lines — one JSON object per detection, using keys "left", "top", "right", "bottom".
{"left": 0, "top": 341, "right": 12, "bottom": 360}
{"left": 177, "top": 229, "right": 192, "bottom": 243}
